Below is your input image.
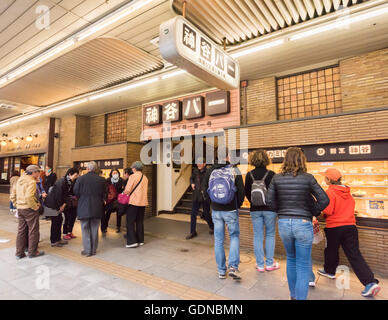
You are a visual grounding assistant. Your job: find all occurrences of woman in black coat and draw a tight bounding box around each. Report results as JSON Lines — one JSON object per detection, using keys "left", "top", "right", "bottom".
{"left": 101, "top": 168, "right": 125, "bottom": 234}
{"left": 45, "top": 168, "right": 79, "bottom": 247}
{"left": 266, "top": 147, "right": 329, "bottom": 300}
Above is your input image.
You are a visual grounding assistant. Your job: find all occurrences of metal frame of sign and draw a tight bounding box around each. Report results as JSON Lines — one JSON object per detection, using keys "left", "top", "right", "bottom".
{"left": 159, "top": 16, "right": 240, "bottom": 90}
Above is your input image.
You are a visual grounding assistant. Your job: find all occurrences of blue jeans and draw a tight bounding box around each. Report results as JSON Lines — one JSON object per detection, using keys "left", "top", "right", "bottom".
{"left": 212, "top": 210, "right": 240, "bottom": 275}
{"left": 10, "top": 201, "right": 15, "bottom": 210}
{"left": 278, "top": 218, "right": 314, "bottom": 300}
{"left": 250, "top": 211, "right": 277, "bottom": 268}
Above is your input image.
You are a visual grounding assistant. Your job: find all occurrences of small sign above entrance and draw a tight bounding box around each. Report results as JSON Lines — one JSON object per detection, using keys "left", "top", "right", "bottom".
{"left": 159, "top": 16, "right": 240, "bottom": 90}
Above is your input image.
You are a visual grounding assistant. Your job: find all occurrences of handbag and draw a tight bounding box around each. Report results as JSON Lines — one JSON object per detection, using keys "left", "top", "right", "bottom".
{"left": 312, "top": 219, "right": 324, "bottom": 244}
{"left": 118, "top": 174, "right": 143, "bottom": 205}
{"left": 43, "top": 206, "right": 60, "bottom": 217}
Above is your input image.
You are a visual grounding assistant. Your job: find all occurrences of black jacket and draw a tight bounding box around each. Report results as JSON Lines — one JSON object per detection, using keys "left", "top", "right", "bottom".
{"left": 266, "top": 172, "right": 330, "bottom": 221}
{"left": 45, "top": 177, "right": 75, "bottom": 211}
{"left": 245, "top": 167, "right": 275, "bottom": 212}
{"left": 106, "top": 177, "right": 125, "bottom": 195}
{"left": 202, "top": 163, "right": 245, "bottom": 212}
{"left": 44, "top": 172, "right": 57, "bottom": 193}
{"left": 74, "top": 172, "right": 108, "bottom": 220}
{"left": 190, "top": 166, "right": 209, "bottom": 202}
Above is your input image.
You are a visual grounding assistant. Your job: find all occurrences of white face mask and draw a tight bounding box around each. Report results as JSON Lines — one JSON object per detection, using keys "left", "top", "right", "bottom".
{"left": 112, "top": 174, "right": 119, "bottom": 179}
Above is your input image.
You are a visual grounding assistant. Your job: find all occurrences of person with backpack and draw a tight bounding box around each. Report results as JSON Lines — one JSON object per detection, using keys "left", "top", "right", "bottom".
{"left": 186, "top": 158, "right": 214, "bottom": 240}
{"left": 244, "top": 149, "right": 279, "bottom": 272}
{"left": 101, "top": 168, "right": 125, "bottom": 234}
{"left": 203, "top": 147, "right": 245, "bottom": 280}
{"left": 45, "top": 168, "right": 79, "bottom": 247}
{"left": 318, "top": 168, "right": 380, "bottom": 298}
{"left": 266, "top": 147, "right": 329, "bottom": 300}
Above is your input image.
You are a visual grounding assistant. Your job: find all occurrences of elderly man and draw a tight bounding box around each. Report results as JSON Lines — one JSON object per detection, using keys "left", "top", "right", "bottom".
{"left": 11, "top": 165, "right": 44, "bottom": 259}
{"left": 74, "top": 161, "right": 107, "bottom": 257}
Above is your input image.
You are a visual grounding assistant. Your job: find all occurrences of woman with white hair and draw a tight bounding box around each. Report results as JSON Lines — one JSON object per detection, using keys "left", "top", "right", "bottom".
{"left": 123, "top": 161, "right": 148, "bottom": 248}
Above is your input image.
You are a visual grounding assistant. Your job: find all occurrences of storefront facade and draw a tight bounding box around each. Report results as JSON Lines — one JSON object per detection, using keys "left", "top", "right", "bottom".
{"left": 0, "top": 117, "right": 56, "bottom": 193}
{"left": 224, "top": 48, "right": 388, "bottom": 276}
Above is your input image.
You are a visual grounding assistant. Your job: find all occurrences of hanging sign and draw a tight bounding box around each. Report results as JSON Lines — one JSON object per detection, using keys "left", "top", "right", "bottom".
{"left": 159, "top": 16, "right": 240, "bottom": 90}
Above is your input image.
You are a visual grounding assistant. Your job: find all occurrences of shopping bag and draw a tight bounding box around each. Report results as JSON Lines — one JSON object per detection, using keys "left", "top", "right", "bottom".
{"left": 118, "top": 193, "right": 130, "bottom": 205}
{"left": 313, "top": 220, "right": 324, "bottom": 244}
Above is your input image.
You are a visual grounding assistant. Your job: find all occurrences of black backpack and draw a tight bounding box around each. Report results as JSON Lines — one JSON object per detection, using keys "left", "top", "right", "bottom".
{"left": 250, "top": 171, "right": 269, "bottom": 207}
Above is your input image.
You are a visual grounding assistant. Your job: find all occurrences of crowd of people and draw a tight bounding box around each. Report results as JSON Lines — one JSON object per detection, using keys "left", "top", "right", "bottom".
{"left": 8, "top": 146, "right": 381, "bottom": 300}
{"left": 186, "top": 147, "right": 381, "bottom": 300}
{"left": 9, "top": 160, "right": 149, "bottom": 259}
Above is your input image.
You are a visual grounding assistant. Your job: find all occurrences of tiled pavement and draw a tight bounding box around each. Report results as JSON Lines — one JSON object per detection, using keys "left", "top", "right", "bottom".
{"left": 0, "top": 205, "right": 387, "bottom": 300}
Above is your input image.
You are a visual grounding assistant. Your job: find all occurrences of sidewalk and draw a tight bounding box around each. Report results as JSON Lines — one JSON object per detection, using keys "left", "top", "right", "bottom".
{"left": 0, "top": 205, "right": 386, "bottom": 300}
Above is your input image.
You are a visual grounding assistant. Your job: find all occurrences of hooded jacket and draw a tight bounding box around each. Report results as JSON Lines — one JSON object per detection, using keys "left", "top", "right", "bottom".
{"left": 10, "top": 174, "right": 40, "bottom": 211}
{"left": 323, "top": 184, "right": 356, "bottom": 228}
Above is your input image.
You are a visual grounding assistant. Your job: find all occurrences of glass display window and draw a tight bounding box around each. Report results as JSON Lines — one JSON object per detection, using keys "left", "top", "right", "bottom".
{"left": 238, "top": 160, "right": 388, "bottom": 220}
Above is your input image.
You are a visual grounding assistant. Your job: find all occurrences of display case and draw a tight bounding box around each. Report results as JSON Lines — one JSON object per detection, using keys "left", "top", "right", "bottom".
{"left": 237, "top": 140, "right": 388, "bottom": 228}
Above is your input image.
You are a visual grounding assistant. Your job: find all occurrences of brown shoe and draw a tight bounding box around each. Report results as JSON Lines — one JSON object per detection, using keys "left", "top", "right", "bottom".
{"left": 28, "top": 251, "right": 45, "bottom": 258}
{"left": 81, "top": 250, "right": 92, "bottom": 257}
{"left": 58, "top": 240, "right": 68, "bottom": 245}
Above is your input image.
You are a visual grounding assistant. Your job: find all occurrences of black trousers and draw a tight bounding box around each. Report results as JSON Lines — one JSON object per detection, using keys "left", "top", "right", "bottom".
{"left": 324, "top": 225, "right": 378, "bottom": 286}
{"left": 63, "top": 207, "right": 77, "bottom": 234}
{"left": 50, "top": 214, "right": 63, "bottom": 244}
{"left": 190, "top": 200, "right": 213, "bottom": 234}
{"left": 101, "top": 201, "right": 122, "bottom": 231}
{"left": 126, "top": 205, "right": 145, "bottom": 245}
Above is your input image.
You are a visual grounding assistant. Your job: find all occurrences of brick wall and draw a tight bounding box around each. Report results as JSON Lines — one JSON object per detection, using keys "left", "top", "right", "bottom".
{"left": 75, "top": 116, "right": 90, "bottom": 147}
{"left": 90, "top": 115, "right": 105, "bottom": 145}
{"left": 233, "top": 215, "right": 388, "bottom": 277}
{"left": 127, "top": 106, "right": 142, "bottom": 142}
{"left": 241, "top": 77, "right": 277, "bottom": 125}
{"left": 341, "top": 48, "right": 388, "bottom": 111}
{"left": 56, "top": 115, "right": 76, "bottom": 177}
{"left": 227, "top": 108, "right": 388, "bottom": 150}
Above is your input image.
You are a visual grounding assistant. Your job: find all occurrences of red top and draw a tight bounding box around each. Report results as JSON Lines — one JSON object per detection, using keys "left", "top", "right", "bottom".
{"left": 323, "top": 185, "right": 356, "bottom": 228}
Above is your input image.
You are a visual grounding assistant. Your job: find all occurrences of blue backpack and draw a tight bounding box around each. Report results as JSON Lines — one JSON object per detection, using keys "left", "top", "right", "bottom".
{"left": 207, "top": 165, "right": 237, "bottom": 205}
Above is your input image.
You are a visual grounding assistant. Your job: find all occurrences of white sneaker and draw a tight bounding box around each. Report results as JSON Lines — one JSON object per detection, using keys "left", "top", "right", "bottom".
{"left": 309, "top": 281, "right": 316, "bottom": 287}
{"left": 139, "top": 243, "right": 144, "bottom": 246}
{"left": 125, "top": 243, "right": 138, "bottom": 248}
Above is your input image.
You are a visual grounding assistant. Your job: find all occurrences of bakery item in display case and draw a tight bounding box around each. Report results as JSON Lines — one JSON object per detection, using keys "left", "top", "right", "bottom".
{"left": 352, "top": 190, "right": 367, "bottom": 197}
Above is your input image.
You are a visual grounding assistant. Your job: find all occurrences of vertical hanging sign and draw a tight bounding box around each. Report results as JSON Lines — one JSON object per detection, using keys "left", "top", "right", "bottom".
{"left": 159, "top": 16, "right": 240, "bottom": 90}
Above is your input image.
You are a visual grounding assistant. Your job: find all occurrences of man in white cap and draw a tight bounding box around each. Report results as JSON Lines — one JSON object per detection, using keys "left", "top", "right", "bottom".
{"left": 11, "top": 165, "right": 45, "bottom": 259}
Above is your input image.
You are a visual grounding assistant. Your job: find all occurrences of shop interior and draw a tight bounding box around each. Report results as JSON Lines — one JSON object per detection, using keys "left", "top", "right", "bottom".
{"left": 0, "top": 154, "right": 45, "bottom": 183}
{"left": 238, "top": 160, "right": 388, "bottom": 220}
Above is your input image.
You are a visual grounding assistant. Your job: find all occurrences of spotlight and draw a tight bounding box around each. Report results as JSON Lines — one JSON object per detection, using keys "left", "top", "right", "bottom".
{"left": 26, "top": 135, "right": 33, "bottom": 142}
{"left": 12, "top": 137, "right": 19, "bottom": 144}
{"left": 1, "top": 140, "right": 6, "bottom": 146}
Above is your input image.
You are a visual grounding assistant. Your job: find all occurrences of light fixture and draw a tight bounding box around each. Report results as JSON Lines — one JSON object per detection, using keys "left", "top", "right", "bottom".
{"left": 231, "top": 39, "right": 285, "bottom": 58}
{"left": 26, "top": 135, "right": 33, "bottom": 142}
{"left": 0, "top": 140, "right": 6, "bottom": 147}
{"left": 0, "top": 67, "right": 186, "bottom": 126}
{"left": 12, "top": 137, "right": 19, "bottom": 144}
{"left": 161, "top": 70, "right": 186, "bottom": 80}
{"left": 289, "top": 5, "right": 388, "bottom": 41}
{"left": 0, "top": 0, "right": 154, "bottom": 88}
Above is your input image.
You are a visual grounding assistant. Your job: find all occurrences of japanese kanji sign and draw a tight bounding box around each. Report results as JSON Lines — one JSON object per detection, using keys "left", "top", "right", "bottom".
{"left": 159, "top": 16, "right": 240, "bottom": 90}
{"left": 247, "top": 140, "right": 388, "bottom": 163}
{"left": 182, "top": 96, "right": 204, "bottom": 119}
{"left": 206, "top": 91, "right": 230, "bottom": 116}
{"left": 162, "top": 100, "right": 182, "bottom": 122}
{"left": 144, "top": 105, "right": 162, "bottom": 126}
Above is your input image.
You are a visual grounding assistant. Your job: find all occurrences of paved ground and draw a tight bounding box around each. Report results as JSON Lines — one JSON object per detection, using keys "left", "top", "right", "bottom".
{"left": 0, "top": 205, "right": 387, "bottom": 300}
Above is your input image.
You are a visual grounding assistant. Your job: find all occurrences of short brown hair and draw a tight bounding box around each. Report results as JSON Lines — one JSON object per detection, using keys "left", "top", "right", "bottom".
{"left": 249, "top": 149, "right": 270, "bottom": 168}
{"left": 281, "top": 147, "right": 307, "bottom": 176}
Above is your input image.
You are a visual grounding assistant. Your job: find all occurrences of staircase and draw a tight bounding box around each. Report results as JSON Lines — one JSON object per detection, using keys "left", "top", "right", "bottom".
{"left": 173, "top": 187, "right": 202, "bottom": 215}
